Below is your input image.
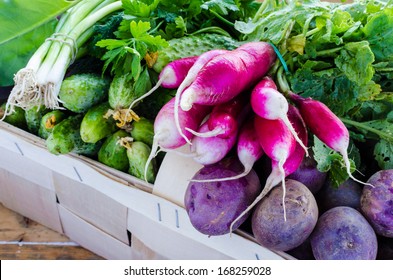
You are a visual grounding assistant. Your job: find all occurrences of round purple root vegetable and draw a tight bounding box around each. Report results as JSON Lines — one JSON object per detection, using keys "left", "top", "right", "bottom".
{"left": 184, "top": 157, "right": 261, "bottom": 236}
{"left": 310, "top": 206, "right": 378, "bottom": 260}
{"left": 251, "top": 179, "right": 318, "bottom": 252}
{"left": 317, "top": 178, "right": 363, "bottom": 213}
{"left": 287, "top": 152, "right": 327, "bottom": 194}
{"left": 360, "top": 169, "right": 393, "bottom": 237}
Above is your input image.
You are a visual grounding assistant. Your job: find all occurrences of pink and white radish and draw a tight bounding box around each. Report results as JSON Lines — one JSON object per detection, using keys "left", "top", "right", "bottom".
{"left": 251, "top": 76, "right": 308, "bottom": 156}
{"left": 191, "top": 115, "right": 264, "bottom": 182}
{"left": 190, "top": 103, "right": 251, "bottom": 165}
{"left": 179, "top": 41, "right": 276, "bottom": 111}
{"left": 186, "top": 92, "right": 249, "bottom": 138}
{"left": 288, "top": 92, "right": 372, "bottom": 186}
{"left": 173, "top": 49, "right": 230, "bottom": 144}
{"left": 144, "top": 96, "right": 211, "bottom": 181}
{"left": 230, "top": 105, "right": 307, "bottom": 231}
{"left": 127, "top": 56, "right": 198, "bottom": 109}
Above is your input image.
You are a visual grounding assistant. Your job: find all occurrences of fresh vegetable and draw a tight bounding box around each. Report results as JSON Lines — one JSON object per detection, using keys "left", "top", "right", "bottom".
{"left": 287, "top": 151, "right": 327, "bottom": 194}
{"left": 46, "top": 114, "right": 101, "bottom": 156}
{"left": 317, "top": 178, "right": 363, "bottom": 213}
{"left": 174, "top": 49, "right": 230, "bottom": 143}
{"left": 310, "top": 206, "right": 378, "bottom": 260}
{"left": 107, "top": 68, "right": 152, "bottom": 127}
{"left": 4, "top": 0, "right": 123, "bottom": 113}
{"left": 80, "top": 102, "right": 117, "bottom": 143}
{"left": 151, "top": 34, "right": 240, "bottom": 73}
{"left": 145, "top": 96, "right": 211, "bottom": 179}
{"left": 250, "top": 77, "right": 308, "bottom": 155}
{"left": 238, "top": 0, "right": 393, "bottom": 180}
{"left": 187, "top": 92, "right": 249, "bottom": 139}
{"left": 289, "top": 92, "right": 371, "bottom": 187}
{"left": 0, "top": 103, "right": 27, "bottom": 129}
{"left": 25, "top": 105, "right": 50, "bottom": 135}
{"left": 190, "top": 120, "right": 238, "bottom": 166}
{"left": 231, "top": 104, "right": 307, "bottom": 230}
{"left": 58, "top": 73, "right": 110, "bottom": 113}
{"left": 97, "top": 129, "right": 129, "bottom": 172}
{"left": 190, "top": 115, "right": 264, "bottom": 183}
{"left": 251, "top": 179, "right": 319, "bottom": 252}
{"left": 126, "top": 56, "right": 198, "bottom": 110}
{"left": 121, "top": 138, "right": 157, "bottom": 183}
{"left": 129, "top": 117, "right": 154, "bottom": 146}
{"left": 360, "top": 169, "right": 393, "bottom": 238}
{"left": 38, "top": 110, "right": 68, "bottom": 139}
{"left": 179, "top": 41, "right": 276, "bottom": 111}
{"left": 184, "top": 157, "right": 261, "bottom": 236}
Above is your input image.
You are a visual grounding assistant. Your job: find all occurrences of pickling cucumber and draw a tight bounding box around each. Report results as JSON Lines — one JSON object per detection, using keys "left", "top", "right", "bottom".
{"left": 0, "top": 103, "right": 27, "bottom": 129}
{"left": 58, "top": 73, "right": 110, "bottom": 113}
{"left": 98, "top": 130, "right": 129, "bottom": 172}
{"left": 25, "top": 105, "right": 50, "bottom": 135}
{"left": 152, "top": 33, "right": 240, "bottom": 73}
{"left": 80, "top": 102, "right": 117, "bottom": 143}
{"left": 38, "top": 110, "right": 67, "bottom": 139}
{"left": 129, "top": 117, "right": 154, "bottom": 146}
{"left": 126, "top": 140, "right": 157, "bottom": 184}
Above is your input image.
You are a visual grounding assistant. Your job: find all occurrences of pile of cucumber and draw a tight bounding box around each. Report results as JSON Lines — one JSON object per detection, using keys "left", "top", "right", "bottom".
{"left": 0, "top": 72, "right": 162, "bottom": 184}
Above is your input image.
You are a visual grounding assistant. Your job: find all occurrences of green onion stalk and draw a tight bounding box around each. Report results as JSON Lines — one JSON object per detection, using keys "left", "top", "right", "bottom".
{"left": 3, "top": 0, "right": 122, "bottom": 117}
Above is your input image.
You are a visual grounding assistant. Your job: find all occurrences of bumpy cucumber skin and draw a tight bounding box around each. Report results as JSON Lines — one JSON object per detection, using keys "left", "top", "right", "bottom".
{"left": 152, "top": 33, "right": 240, "bottom": 72}
{"left": 80, "top": 102, "right": 117, "bottom": 143}
{"left": 25, "top": 105, "right": 50, "bottom": 135}
{"left": 109, "top": 68, "right": 152, "bottom": 110}
{"left": 130, "top": 117, "right": 154, "bottom": 146}
{"left": 59, "top": 73, "right": 110, "bottom": 113}
{"left": 98, "top": 130, "right": 129, "bottom": 172}
{"left": 127, "top": 141, "right": 156, "bottom": 183}
{"left": 0, "top": 103, "right": 27, "bottom": 129}
{"left": 38, "top": 110, "right": 67, "bottom": 139}
{"left": 46, "top": 115, "right": 83, "bottom": 155}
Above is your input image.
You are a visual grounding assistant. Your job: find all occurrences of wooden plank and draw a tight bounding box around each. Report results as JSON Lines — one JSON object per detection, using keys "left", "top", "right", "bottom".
{"left": 0, "top": 203, "right": 103, "bottom": 259}
{"left": 0, "top": 243, "right": 103, "bottom": 260}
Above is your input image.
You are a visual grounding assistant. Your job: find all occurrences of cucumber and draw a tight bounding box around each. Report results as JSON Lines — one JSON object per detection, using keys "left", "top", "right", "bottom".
{"left": 0, "top": 103, "right": 27, "bottom": 129}
{"left": 25, "top": 105, "right": 50, "bottom": 135}
{"left": 126, "top": 140, "right": 157, "bottom": 184}
{"left": 98, "top": 130, "right": 129, "bottom": 172}
{"left": 58, "top": 73, "right": 110, "bottom": 113}
{"left": 109, "top": 67, "right": 152, "bottom": 110}
{"left": 152, "top": 33, "right": 240, "bottom": 73}
{"left": 130, "top": 117, "right": 154, "bottom": 146}
{"left": 80, "top": 102, "right": 118, "bottom": 143}
{"left": 38, "top": 110, "right": 67, "bottom": 139}
{"left": 46, "top": 115, "right": 83, "bottom": 155}
{"left": 46, "top": 114, "right": 102, "bottom": 156}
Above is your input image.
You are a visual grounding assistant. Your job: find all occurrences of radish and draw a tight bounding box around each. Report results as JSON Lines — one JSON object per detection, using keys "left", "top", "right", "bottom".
{"left": 190, "top": 115, "right": 264, "bottom": 182}
{"left": 186, "top": 93, "right": 249, "bottom": 138}
{"left": 144, "top": 96, "right": 211, "bottom": 181}
{"left": 230, "top": 105, "right": 307, "bottom": 232}
{"left": 179, "top": 41, "right": 276, "bottom": 111}
{"left": 288, "top": 92, "right": 372, "bottom": 186}
{"left": 251, "top": 77, "right": 308, "bottom": 156}
{"left": 173, "top": 49, "right": 230, "bottom": 144}
{"left": 127, "top": 56, "right": 198, "bottom": 110}
{"left": 190, "top": 103, "right": 251, "bottom": 165}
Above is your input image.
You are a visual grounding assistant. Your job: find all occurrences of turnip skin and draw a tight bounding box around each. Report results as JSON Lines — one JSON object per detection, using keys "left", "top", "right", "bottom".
{"left": 287, "top": 153, "right": 327, "bottom": 194}
{"left": 310, "top": 206, "right": 378, "bottom": 260}
{"left": 184, "top": 157, "right": 261, "bottom": 236}
{"left": 360, "top": 169, "right": 393, "bottom": 238}
{"left": 317, "top": 178, "right": 363, "bottom": 213}
{"left": 251, "top": 179, "right": 318, "bottom": 252}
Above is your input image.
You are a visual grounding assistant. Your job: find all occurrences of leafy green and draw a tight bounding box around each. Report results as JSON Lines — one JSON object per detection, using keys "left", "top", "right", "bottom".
{"left": 96, "top": 20, "right": 169, "bottom": 79}
{"left": 235, "top": 0, "right": 393, "bottom": 179}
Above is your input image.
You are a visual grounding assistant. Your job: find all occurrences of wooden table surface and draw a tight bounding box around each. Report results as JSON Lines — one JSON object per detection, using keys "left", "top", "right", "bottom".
{"left": 0, "top": 202, "right": 103, "bottom": 260}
